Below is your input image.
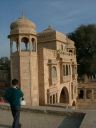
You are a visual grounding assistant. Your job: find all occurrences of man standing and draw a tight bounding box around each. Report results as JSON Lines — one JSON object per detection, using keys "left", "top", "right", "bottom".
{"left": 5, "top": 79, "right": 23, "bottom": 128}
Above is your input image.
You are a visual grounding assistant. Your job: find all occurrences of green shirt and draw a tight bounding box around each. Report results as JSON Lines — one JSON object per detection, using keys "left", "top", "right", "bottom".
{"left": 5, "top": 87, "right": 23, "bottom": 107}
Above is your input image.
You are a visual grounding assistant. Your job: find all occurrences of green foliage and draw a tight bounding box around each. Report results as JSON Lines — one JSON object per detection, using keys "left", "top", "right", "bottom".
{"left": 68, "top": 24, "right": 96, "bottom": 76}
{"left": 0, "top": 57, "right": 10, "bottom": 71}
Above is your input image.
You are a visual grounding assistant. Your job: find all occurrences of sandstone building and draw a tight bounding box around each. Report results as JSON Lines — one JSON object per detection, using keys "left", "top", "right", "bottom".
{"left": 8, "top": 16, "right": 77, "bottom": 106}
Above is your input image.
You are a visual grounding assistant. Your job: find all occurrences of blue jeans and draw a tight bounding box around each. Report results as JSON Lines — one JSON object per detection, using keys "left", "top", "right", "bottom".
{"left": 11, "top": 106, "right": 21, "bottom": 128}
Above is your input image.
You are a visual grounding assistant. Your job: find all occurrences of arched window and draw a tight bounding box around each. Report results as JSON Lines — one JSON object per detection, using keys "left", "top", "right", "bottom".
{"left": 52, "top": 66, "right": 57, "bottom": 84}
{"left": 12, "top": 41, "right": 17, "bottom": 53}
{"left": 32, "top": 38, "right": 36, "bottom": 52}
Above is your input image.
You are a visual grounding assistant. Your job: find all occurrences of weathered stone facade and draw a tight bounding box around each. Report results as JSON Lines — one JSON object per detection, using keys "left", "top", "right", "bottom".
{"left": 8, "top": 17, "right": 77, "bottom": 106}
{"left": 38, "top": 27, "right": 77, "bottom": 106}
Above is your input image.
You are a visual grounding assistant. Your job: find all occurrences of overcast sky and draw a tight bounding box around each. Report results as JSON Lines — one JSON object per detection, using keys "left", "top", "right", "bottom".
{"left": 0, "top": 0, "right": 96, "bottom": 57}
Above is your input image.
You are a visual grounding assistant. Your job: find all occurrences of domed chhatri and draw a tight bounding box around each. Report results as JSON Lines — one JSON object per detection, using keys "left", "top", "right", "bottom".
{"left": 10, "top": 16, "right": 36, "bottom": 34}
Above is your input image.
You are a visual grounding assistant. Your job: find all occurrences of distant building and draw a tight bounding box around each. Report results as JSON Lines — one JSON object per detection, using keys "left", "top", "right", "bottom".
{"left": 77, "top": 76, "right": 96, "bottom": 109}
{"left": 8, "top": 16, "right": 77, "bottom": 106}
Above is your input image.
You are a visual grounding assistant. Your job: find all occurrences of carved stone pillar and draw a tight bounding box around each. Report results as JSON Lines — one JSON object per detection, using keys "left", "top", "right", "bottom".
{"left": 48, "top": 60, "right": 52, "bottom": 86}
{"left": 60, "top": 61, "right": 63, "bottom": 83}
{"left": 56, "top": 93, "right": 58, "bottom": 103}
{"left": 16, "top": 41, "right": 19, "bottom": 51}
{"left": 84, "top": 89, "right": 86, "bottom": 100}
{"left": 10, "top": 41, "right": 13, "bottom": 55}
{"left": 92, "top": 89, "right": 94, "bottom": 100}
{"left": 70, "top": 59, "right": 73, "bottom": 81}
{"left": 47, "top": 89, "right": 50, "bottom": 104}
{"left": 50, "top": 95, "right": 52, "bottom": 104}
{"left": 52, "top": 95, "right": 53, "bottom": 104}
{"left": 55, "top": 93, "right": 57, "bottom": 103}
{"left": 29, "top": 36, "right": 32, "bottom": 51}
{"left": 18, "top": 37, "right": 21, "bottom": 52}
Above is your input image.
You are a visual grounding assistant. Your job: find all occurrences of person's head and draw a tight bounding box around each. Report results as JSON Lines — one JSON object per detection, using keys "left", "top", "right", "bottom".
{"left": 12, "top": 79, "right": 19, "bottom": 86}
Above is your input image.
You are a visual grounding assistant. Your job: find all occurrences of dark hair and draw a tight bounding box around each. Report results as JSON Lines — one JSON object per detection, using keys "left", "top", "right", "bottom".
{"left": 12, "top": 79, "right": 19, "bottom": 86}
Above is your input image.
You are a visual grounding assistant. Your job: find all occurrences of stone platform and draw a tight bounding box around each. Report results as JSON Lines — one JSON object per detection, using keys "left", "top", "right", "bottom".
{"left": 0, "top": 103, "right": 95, "bottom": 128}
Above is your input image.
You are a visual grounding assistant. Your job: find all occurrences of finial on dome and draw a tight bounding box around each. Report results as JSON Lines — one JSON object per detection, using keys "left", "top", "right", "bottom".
{"left": 43, "top": 25, "right": 55, "bottom": 32}
{"left": 48, "top": 25, "right": 53, "bottom": 28}
{"left": 21, "top": 8, "right": 25, "bottom": 19}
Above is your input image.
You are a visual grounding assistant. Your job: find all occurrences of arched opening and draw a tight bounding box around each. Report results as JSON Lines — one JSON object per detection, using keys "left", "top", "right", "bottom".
{"left": 72, "top": 101, "right": 76, "bottom": 106}
{"left": 10, "top": 39, "right": 20, "bottom": 53}
{"left": 69, "top": 49, "right": 73, "bottom": 53}
{"left": 78, "top": 89, "right": 84, "bottom": 99}
{"left": 21, "top": 37, "right": 29, "bottom": 51}
{"left": 60, "top": 87, "right": 69, "bottom": 103}
{"left": 31, "top": 38, "right": 36, "bottom": 52}
{"left": 12, "top": 41, "right": 17, "bottom": 53}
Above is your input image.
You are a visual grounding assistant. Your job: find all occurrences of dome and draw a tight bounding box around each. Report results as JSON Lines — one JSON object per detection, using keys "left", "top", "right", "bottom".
{"left": 38, "top": 25, "right": 56, "bottom": 35}
{"left": 10, "top": 16, "right": 36, "bottom": 35}
{"left": 10, "top": 16, "right": 36, "bottom": 30}
{"left": 43, "top": 25, "right": 55, "bottom": 33}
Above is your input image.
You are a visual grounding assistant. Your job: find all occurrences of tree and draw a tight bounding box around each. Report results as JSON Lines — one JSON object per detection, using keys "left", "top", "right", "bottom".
{"left": 0, "top": 57, "right": 10, "bottom": 71}
{"left": 68, "top": 24, "right": 96, "bottom": 77}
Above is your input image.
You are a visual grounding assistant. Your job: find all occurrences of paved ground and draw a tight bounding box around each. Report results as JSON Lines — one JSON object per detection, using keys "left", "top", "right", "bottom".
{"left": 80, "top": 110, "right": 96, "bottom": 128}
{"left": 0, "top": 106, "right": 84, "bottom": 128}
{"left": 2, "top": 103, "right": 96, "bottom": 128}
{"left": 0, "top": 109, "right": 65, "bottom": 128}
{"left": 1, "top": 104, "right": 96, "bottom": 128}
